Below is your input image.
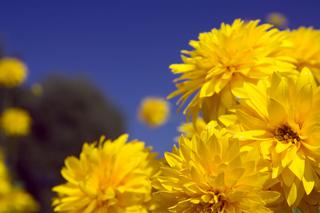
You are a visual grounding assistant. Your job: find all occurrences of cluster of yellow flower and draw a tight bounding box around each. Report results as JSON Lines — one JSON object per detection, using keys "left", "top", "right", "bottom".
{"left": 0, "top": 57, "right": 38, "bottom": 212}
{"left": 0, "top": 58, "right": 31, "bottom": 137}
{"left": 53, "top": 19, "right": 320, "bottom": 212}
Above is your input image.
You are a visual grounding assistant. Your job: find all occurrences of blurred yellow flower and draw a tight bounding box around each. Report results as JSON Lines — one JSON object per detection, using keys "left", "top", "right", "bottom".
{"left": 0, "top": 151, "right": 38, "bottom": 213}
{"left": 228, "top": 68, "right": 320, "bottom": 207}
{"left": 178, "top": 117, "right": 206, "bottom": 138}
{"left": 0, "top": 58, "right": 27, "bottom": 88}
{"left": 1, "top": 108, "right": 31, "bottom": 136}
{"left": 0, "top": 189, "right": 39, "bottom": 213}
{"left": 31, "top": 83, "right": 43, "bottom": 96}
{"left": 52, "top": 134, "right": 159, "bottom": 213}
{"left": 285, "top": 27, "right": 320, "bottom": 81}
{"left": 169, "top": 19, "right": 296, "bottom": 121}
{"left": 266, "top": 12, "right": 288, "bottom": 28}
{"left": 153, "top": 122, "right": 279, "bottom": 212}
{"left": 0, "top": 152, "right": 11, "bottom": 196}
{"left": 139, "top": 97, "right": 170, "bottom": 127}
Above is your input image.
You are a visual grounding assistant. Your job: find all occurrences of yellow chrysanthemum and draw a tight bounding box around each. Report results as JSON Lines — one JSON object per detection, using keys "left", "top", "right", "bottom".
{"left": 285, "top": 27, "right": 320, "bottom": 81}
{"left": 153, "top": 122, "right": 279, "bottom": 212}
{"left": 266, "top": 12, "right": 288, "bottom": 29}
{"left": 1, "top": 108, "right": 31, "bottom": 136}
{"left": 139, "top": 97, "right": 170, "bottom": 127}
{"left": 52, "top": 134, "right": 159, "bottom": 213}
{"left": 224, "top": 68, "right": 320, "bottom": 207}
{"left": 0, "top": 151, "right": 38, "bottom": 212}
{"left": 169, "top": 19, "right": 296, "bottom": 121}
{"left": 0, "top": 58, "right": 27, "bottom": 88}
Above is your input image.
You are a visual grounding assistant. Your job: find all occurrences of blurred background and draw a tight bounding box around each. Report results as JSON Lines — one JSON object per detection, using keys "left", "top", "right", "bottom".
{"left": 0, "top": 0, "right": 319, "bottom": 212}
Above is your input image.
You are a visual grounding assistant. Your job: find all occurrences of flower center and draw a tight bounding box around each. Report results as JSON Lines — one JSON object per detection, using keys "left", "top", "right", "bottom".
{"left": 197, "top": 191, "right": 226, "bottom": 213}
{"left": 274, "top": 124, "right": 301, "bottom": 144}
{"left": 225, "top": 65, "right": 237, "bottom": 74}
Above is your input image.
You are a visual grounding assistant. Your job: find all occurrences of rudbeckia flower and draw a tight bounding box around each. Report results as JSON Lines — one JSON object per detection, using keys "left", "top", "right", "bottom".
{"left": 225, "top": 68, "right": 320, "bottom": 207}
{"left": 52, "top": 134, "right": 159, "bottom": 213}
{"left": 153, "top": 122, "right": 279, "bottom": 212}
{"left": 169, "top": 19, "right": 296, "bottom": 121}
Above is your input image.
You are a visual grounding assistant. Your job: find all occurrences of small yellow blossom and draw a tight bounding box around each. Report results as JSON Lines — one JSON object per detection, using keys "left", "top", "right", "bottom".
{"left": 153, "top": 122, "right": 279, "bottom": 212}
{"left": 31, "top": 83, "right": 43, "bottom": 96}
{"left": 0, "top": 58, "right": 27, "bottom": 88}
{"left": 1, "top": 108, "right": 31, "bottom": 136}
{"left": 0, "top": 108, "right": 31, "bottom": 136}
{"left": 139, "top": 97, "right": 170, "bottom": 127}
{"left": 266, "top": 12, "right": 288, "bottom": 28}
{"left": 0, "top": 151, "right": 38, "bottom": 212}
{"left": 285, "top": 27, "right": 320, "bottom": 81}
{"left": 169, "top": 19, "right": 296, "bottom": 121}
{"left": 52, "top": 134, "right": 159, "bottom": 213}
{"left": 226, "top": 68, "right": 320, "bottom": 207}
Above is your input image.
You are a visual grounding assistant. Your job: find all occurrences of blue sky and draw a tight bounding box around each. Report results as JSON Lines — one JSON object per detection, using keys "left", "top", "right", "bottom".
{"left": 0, "top": 0, "right": 319, "bottom": 154}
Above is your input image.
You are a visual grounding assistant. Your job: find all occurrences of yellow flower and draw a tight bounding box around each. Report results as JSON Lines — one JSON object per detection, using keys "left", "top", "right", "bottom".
{"left": 285, "top": 27, "right": 320, "bottom": 81}
{"left": 0, "top": 58, "right": 27, "bottom": 87}
{"left": 266, "top": 12, "right": 288, "bottom": 29}
{"left": 267, "top": 184, "right": 320, "bottom": 213}
{"left": 226, "top": 68, "right": 320, "bottom": 207}
{"left": 0, "top": 152, "right": 11, "bottom": 195}
{"left": 169, "top": 19, "right": 296, "bottom": 121}
{"left": 1, "top": 108, "right": 31, "bottom": 136}
{"left": 52, "top": 134, "right": 159, "bottom": 213}
{"left": 0, "top": 151, "right": 38, "bottom": 213}
{"left": 153, "top": 122, "right": 279, "bottom": 212}
{"left": 139, "top": 97, "right": 170, "bottom": 127}
{"left": 178, "top": 117, "right": 206, "bottom": 138}
{"left": 0, "top": 189, "right": 39, "bottom": 213}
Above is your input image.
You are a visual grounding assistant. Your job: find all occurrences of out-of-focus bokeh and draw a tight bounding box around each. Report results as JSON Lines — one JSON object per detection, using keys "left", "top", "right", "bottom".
{"left": 138, "top": 97, "right": 170, "bottom": 128}
{"left": 0, "top": 0, "right": 319, "bottom": 212}
{"left": 266, "top": 12, "right": 288, "bottom": 28}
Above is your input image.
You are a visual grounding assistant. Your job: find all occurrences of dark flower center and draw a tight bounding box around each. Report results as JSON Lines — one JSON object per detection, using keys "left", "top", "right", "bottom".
{"left": 275, "top": 124, "right": 300, "bottom": 144}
